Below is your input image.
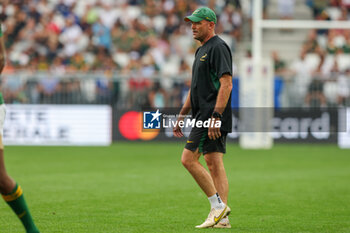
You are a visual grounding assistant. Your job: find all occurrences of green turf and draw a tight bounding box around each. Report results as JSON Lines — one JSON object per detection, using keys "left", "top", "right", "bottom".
{"left": 0, "top": 143, "right": 349, "bottom": 233}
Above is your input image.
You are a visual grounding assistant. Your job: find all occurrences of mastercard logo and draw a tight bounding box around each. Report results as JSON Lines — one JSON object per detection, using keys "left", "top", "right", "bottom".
{"left": 119, "top": 111, "right": 160, "bottom": 140}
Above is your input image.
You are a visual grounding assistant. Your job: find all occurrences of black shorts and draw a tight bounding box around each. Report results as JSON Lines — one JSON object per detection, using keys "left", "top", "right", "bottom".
{"left": 185, "top": 127, "right": 228, "bottom": 154}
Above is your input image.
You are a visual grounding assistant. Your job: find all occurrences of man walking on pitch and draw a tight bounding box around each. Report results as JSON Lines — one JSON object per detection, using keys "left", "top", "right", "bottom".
{"left": 0, "top": 23, "right": 40, "bottom": 233}
{"left": 173, "top": 7, "right": 233, "bottom": 229}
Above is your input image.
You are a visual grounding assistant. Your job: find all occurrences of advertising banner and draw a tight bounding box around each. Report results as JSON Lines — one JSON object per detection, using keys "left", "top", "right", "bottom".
{"left": 4, "top": 105, "right": 112, "bottom": 146}
{"left": 113, "top": 108, "right": 339, "bottom": 144}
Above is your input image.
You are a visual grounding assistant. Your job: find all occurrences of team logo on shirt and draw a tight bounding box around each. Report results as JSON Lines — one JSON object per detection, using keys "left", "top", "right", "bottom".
{"left": 200, "top": 53, "right": 207, "bottom": 61}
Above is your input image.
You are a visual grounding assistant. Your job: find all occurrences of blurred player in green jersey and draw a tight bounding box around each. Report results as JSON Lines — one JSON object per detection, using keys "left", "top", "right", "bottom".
{"left": 0, "top": 23, "right": 40, "bottom": 233}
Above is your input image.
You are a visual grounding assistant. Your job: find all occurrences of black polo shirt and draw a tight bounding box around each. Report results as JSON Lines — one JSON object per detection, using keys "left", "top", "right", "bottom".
{"left": 190, "top": 35, "right": 232, "bottom": 132}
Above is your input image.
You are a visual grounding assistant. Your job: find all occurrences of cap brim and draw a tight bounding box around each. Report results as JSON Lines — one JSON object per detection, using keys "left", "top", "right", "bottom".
{"left": 184, "top": 15, "right": 203, "bottom": 22}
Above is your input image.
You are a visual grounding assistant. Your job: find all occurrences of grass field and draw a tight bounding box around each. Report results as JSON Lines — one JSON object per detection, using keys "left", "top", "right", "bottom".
{"left": 0, "top": 143, "right": 349, "bottom": 233}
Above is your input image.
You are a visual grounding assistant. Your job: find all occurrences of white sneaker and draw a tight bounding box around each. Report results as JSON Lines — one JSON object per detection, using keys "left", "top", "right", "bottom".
{"left": 213, "top": 216, "right": 231, "bottom": 228}
{"left": 195, "top": 205, "right": 231, "bottom": 228}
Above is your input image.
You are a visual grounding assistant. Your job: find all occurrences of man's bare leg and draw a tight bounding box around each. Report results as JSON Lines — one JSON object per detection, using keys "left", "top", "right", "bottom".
{"left": 181, "top": 148, "right": 217, "bottom": 197}
{"left": 182, "top": 148, "right": 230, "bottom": 228}
{"left": 204, "top": 152, "right": 231, "bottom": 228}
{"left": 0, "top": 149, "right": 16, "bottom": 194}
{"left": 0, "top": 138, "right": 40, "bottom": 233}
{"left": 204, "top": 152, "right": 229, "bottom": 204}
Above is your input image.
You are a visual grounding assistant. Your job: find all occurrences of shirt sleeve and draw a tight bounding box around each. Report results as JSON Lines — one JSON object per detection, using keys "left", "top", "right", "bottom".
{"left": 209, "top": 43, "right": 232, "bottom": 79}
{"left": 0, "top": 24, "right": 2, "bottom": 37}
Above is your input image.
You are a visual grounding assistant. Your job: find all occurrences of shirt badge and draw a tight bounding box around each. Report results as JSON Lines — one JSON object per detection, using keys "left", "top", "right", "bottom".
{"left": 200, "top": 53, "right": 207, "bottom": 61}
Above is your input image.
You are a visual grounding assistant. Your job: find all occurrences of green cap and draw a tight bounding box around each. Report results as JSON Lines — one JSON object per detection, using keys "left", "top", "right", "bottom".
{"left": 184, "top": 7, "right": 217, "bottom": 24}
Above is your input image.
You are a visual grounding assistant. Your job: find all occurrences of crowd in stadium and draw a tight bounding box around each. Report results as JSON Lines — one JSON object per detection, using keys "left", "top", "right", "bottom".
{"left": 0, "top": 0, "right": 350, "bottom": 108}
{"left": 0, "top": 0, "right": 241, "bottom": 70}
{"left": 287, "top": 0, "right": 350, "bottom": 107}
{"left": 0, "top": 0, "right": 242, "bottom": 107}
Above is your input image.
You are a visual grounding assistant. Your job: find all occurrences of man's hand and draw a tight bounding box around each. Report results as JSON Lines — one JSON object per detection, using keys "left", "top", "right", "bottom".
{"left": 208, "top": 117, "right": 221, "bottom": 140}
{"left": 173, "top": 117, "right": 184, "bottom": 138}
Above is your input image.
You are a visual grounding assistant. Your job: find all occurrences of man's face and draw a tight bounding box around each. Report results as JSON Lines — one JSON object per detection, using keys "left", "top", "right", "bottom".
{"left": 191, "top": 20, "right": 212, "bottom": 42}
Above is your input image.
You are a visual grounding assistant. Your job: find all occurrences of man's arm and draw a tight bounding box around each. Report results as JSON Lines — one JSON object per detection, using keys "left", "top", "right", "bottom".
{"left": 173, "top": 90, "right": 191, "bottom": 138}
{"left": 208, "top": 74, "right": 232, "bottom": 140}
{"left": 0, "top": 31, "right": 5, "bottom": 74}
{"left": 179, "top": 90, "right": 191, "bottom": 117}
{"left": 213, "top": 74, "right": 232, "bottom": 114}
